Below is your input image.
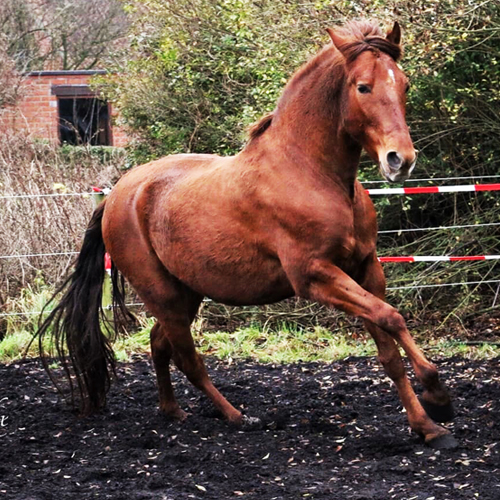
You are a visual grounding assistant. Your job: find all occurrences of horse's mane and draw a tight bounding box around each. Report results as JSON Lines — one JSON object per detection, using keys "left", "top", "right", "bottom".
{"left": 247, "top": 112, "right": 274, "bottom": 141}
{"left": 246, "top": 20, "right": 401, "bottom": 143}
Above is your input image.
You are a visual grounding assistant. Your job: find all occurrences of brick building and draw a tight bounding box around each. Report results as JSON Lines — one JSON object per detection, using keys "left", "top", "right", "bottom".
{"left": 0, "top": 70, "right": 129, "bottom": 147}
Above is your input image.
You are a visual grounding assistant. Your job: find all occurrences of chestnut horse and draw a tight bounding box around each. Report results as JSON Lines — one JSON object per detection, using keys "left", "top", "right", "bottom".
{"left": 37, "top": 20, "right": 457, "bottom": 448}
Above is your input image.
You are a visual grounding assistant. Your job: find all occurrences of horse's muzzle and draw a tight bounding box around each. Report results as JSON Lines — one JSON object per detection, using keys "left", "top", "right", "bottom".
{"left": 380, "top": 150, "right": 417, "bottom": 183}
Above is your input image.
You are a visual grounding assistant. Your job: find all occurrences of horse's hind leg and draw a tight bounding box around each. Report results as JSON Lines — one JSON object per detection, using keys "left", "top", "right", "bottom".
{"left": 141, "top": 278, "right": 245, "bottom": 425}
{"left": 150, "top": 321, "right": 187, "bottom": 420}
{"left": 108, "top": 223, "right": 250, "bottom": 425}
{"left": 165, "top": 299, "right": 246, "bottom": 426}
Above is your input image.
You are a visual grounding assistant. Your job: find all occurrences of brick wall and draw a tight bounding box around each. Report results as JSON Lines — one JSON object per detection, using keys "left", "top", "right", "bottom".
{"left": 109, "top": 105, "right": 129, "bottom": 148}
{"left": 0, "top": 71, "right": 129, "bottom": 147}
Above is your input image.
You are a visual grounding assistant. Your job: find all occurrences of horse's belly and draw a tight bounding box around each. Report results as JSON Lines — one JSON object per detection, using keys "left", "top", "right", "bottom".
{"left": 162, "top": 246, "right": 295, "bottom": 306}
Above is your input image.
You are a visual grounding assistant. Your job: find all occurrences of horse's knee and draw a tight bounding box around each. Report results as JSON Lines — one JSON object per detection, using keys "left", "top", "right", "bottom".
{"left": 373, "top": 306, "right": 407, "bottom": 337}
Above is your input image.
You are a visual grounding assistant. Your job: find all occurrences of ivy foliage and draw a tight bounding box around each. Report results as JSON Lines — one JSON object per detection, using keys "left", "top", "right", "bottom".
{"left": 101, "top": 0, "right": 347, "bottom": 160}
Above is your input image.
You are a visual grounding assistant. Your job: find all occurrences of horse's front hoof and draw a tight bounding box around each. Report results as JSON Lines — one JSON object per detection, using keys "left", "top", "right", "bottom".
{"left": 420, "top": 397, "right": 455, "bottom": 423}
{"left": 426, "top": 433, "right": 459, "bottom": 450}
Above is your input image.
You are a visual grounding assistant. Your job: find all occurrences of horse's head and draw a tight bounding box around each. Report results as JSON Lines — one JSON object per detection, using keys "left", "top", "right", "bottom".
{"left": 328, "top": 21, "right": 416, "bottom": 183}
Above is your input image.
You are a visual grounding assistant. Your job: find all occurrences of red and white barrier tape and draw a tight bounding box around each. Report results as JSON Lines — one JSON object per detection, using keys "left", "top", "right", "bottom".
{"left": 366, "top": 183, "right": 500, "bottom": 195}
{"left": 363, "top": 174, "right": 500, "bottom": 184}
{"left": 92, "top": 186, "right": 112, "bottom": 195}
{"left": 94, "top": 183, "right": 500, "bottom": 196}
{"left": 2, "top": 251, "right": 498, "bottom": 264}
{"left": 379, "top": 255, "right": 500, "bottom": 263}
{"left": 4, "top": 182, "right": 500, "bottom": 200}
{"left": 104, "top": 252, "right": 112, "bottom": 275}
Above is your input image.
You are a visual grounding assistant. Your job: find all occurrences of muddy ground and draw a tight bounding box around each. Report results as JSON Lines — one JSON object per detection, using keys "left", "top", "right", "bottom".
{"left": 1, "top": 355, "right": 499, "bottom": 499}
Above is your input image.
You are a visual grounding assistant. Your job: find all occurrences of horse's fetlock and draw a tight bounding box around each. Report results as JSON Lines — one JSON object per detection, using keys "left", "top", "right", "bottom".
{"left": 419, "top": 363, "right": 440, "bottom": 387}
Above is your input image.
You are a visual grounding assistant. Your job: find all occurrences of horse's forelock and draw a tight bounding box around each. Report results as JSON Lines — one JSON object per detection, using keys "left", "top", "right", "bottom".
{"left": 337, "top": 20, "right": 384, "bottom": 40}
{"left": 334, "top": 20, "right": 402, "bottom": 63}
{"left": 340, "top": 38, "right": 402, "bottom": 63}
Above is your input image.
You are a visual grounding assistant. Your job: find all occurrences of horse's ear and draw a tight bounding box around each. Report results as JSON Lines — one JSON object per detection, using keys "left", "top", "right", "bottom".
{"left": 326, "top": 27, "right": 347, "bottom": 57}
{"left": 386, "top": 21, "right": 401, "bottom": 45}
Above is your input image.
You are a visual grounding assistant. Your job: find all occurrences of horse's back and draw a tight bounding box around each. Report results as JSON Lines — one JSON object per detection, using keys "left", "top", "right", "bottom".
{"left": 114, "top": 153, "right": 224, "bottom": 191}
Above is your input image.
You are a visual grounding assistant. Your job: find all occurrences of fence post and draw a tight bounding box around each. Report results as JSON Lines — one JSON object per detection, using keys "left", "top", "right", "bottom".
{"left": 92, "top": 188, "right": 112, "bottom": 320}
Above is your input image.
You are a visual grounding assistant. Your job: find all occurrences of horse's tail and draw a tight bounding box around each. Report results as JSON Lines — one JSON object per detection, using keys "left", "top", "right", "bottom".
{"left": 35, "top": 200, "right": 135, "bottom": 415}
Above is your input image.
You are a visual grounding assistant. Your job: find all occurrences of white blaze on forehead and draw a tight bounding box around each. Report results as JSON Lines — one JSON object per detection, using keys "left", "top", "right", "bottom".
{"left": 388, "top": 69, "right": 396, "bottom": 84}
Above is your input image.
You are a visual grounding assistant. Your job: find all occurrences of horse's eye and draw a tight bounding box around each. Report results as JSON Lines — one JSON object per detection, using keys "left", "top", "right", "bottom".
{"left": 357, "top": 84, "right": 371, "bottom": 94}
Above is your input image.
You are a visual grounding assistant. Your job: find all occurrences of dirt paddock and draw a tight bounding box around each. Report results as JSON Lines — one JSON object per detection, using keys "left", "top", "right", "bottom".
{"left": 1, "top": 355, "right": 499, "bottom": 499}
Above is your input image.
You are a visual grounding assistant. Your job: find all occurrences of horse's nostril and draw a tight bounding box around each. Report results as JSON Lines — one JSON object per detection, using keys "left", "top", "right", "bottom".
{"left": 387, "top": 151, "right": 402, "bottom": 170}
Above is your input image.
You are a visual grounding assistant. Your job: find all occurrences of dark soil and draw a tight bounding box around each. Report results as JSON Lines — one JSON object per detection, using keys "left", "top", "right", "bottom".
{"left": 1, "top": 355, "right": 499, "bottom": 500}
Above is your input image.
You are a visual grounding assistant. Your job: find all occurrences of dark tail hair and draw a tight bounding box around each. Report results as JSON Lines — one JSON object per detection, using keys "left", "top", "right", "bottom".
{"left": 34, "top": 201, "right": 135, "bottom": 415}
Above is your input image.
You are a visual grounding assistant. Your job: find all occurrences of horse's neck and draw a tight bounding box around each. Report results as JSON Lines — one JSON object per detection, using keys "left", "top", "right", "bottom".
{"left": 264, "top": 46, "right": 362, "bottom": 194}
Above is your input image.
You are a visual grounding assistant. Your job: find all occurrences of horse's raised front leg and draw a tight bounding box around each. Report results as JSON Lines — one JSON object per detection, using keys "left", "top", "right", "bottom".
{"left": 285, "top": 256, "right": 457, "bottom": 448}
{"left": 360, "top": 256, "right": 455, "bottom": 424}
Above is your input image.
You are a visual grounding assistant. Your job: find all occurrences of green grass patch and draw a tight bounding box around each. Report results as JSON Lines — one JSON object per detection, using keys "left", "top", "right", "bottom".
{"left": 1, "top": 288, "right": 499, "bottom": 364}
{"left": 0, "top": 331, "right": 34, "bottom": 363}
{"left": 2, "top": 311, "right": 499, "bottom": 365}
{"left": 194, "top": 324, "right": 377, "bottom": 363}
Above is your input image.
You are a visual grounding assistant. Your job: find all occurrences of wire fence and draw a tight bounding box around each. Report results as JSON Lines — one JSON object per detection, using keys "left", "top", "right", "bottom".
{"left": 1, "top": 178, "right": 499, "bottom": 320}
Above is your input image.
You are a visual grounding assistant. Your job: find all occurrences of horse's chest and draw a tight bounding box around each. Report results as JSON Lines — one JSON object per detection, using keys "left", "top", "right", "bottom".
{"left": 331, "top": 231, "right": 372, "bottom": 272}
{"left": 324, "top": 213, "right": 376, "bottom": 276}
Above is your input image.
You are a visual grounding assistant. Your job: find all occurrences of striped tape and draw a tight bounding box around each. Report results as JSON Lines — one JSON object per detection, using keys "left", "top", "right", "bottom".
{"left": 93, "top": 183, "right": 500, "bottom": 196}
{"left": 4, "top": 182, "right": 500, "bottom": 200}
{"left": 104, "top": 252, "right": 112, "bottom": 275}
{"left": 92, "top": 186, "right": 112, "bottom": 195}
{"left": 379, "top": 255, "right": 500, "bottom": 263}
{"left": 366, "top": 183, "right": 500, "bottom": 195}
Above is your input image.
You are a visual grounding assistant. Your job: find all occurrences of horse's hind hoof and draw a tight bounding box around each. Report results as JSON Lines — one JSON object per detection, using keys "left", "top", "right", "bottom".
{"left": 240, "top": 415, "right": 263, "bottom": 431}
{"left": 420, "top": 398, "right": 455, "bottom": 423}
{"left": 161, "top": 407, "right": 189, "bottom": 422}
{"left": 426, "top": 433, "right": 459, "bottom": 450}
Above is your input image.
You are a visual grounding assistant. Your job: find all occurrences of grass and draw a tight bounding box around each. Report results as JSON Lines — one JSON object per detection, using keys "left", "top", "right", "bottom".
{"left": 109, "top": 318, "right": 379, "bottom": 364}
{"left": 194, "top": 324, "right": 378, "bottom": 363}
{"left": 1, "top": 287, "right": 499, "bottom": 364}
{"left": 2, "top": 310, "right": 500, "bottom": 365}
{"left": 0, "top": 330, "right": 34, "bottom": 362}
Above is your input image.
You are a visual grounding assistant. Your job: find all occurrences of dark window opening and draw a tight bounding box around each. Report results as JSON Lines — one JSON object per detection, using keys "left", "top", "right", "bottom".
{"left": 58, "top": 97, "right": 111, "bottom": 146}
